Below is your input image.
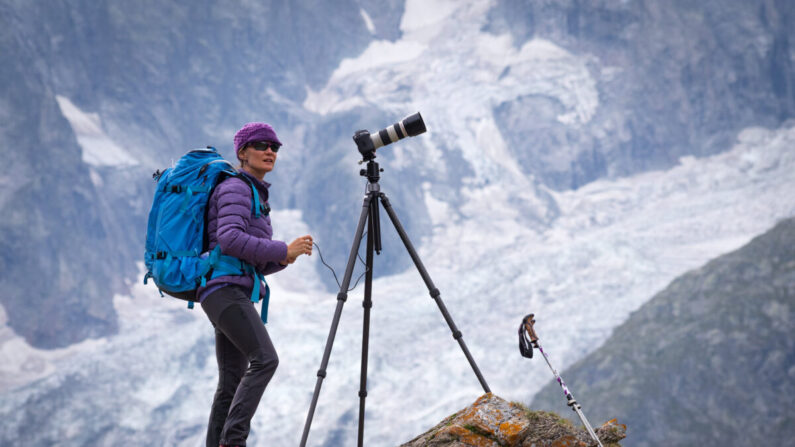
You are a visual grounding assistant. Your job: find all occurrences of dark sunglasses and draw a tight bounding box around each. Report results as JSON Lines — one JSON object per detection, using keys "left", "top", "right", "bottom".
{"left": 248, "top": 141, "right": 280, "bottom": 153}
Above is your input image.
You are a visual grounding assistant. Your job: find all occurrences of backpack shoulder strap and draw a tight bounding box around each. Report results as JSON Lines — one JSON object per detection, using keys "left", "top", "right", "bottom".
{"left": 230, "top": 173, "right": 262, "bottom": 218}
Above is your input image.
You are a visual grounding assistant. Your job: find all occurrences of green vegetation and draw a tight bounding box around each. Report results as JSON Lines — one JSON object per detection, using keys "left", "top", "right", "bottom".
{"left": 462, "top": 424, "right": 506, "bottom": 446}
{"left": 524, "top": 408, "right": 575, "bottom": 429}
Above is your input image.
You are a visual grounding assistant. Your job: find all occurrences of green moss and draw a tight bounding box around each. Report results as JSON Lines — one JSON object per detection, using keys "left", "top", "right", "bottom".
{"left": 463, "top": 423, "right": 485, "bottom": 435}
{"left": 424, "top": 412, "right": 459, "bottom": 444}
{"left": 462, "top": 424, "right": 506, "bottom": 447}
{"left": 445, "top": 412, "right": 458, "bottom": 426}
{"left": 524, "top": 409, "right": 575, "bottom": 429}
{"left": 514, "top": 402, "right": 572, "bottom": 427}
{"left": 510, "top": 401, "right": 529, "bottom": 411}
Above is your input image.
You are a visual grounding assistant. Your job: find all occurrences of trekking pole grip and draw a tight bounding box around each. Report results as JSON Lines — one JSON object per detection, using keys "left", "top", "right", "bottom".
{"left": 523, "top": 313, "right": 539, "bottom": 343}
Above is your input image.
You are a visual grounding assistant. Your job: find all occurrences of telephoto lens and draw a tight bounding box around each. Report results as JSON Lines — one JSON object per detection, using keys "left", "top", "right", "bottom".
{"left": 370, "top": 112, "right": 426, "bottom": 150}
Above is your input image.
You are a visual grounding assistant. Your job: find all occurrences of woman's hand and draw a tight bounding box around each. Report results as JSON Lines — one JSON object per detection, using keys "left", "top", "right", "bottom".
{"left": 281, "top": 235, "right": 313, "bottom": 265}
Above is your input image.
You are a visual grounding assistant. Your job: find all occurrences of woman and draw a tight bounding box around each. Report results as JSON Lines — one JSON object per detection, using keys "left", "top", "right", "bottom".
{"left": 197, "top": 122, "right": 313, "bottom": 447}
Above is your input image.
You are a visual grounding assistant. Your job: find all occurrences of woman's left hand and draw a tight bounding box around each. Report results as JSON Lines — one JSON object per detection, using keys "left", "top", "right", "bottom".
{"left": 281, "top": 235, "right": 313, "bottom": 265}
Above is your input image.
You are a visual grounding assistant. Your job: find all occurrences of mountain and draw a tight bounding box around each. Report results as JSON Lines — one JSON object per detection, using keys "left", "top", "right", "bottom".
{"left": 486, "top": 0, "right": 795, "bottom": 189}
{"left": 0, "top": 0, "right": 389, "bottom": 348}
{"left": 530, "top": 217, "right": 795, "bottom": 446}
{"left": 0, "top": 123, "right": 791, "bottom": 446}
{"left": 1, "top": 1, "right": 795, "bottom": 446}
{"left": 1, "top": 0, "right": 793, "bottom": 349}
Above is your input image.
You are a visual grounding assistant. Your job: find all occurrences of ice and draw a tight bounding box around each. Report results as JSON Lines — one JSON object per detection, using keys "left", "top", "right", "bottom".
{"left": 360, "top": 8, "right": 376, "bottom": 34}
{"left": 2, "top": 122, "right": 791, "bottom": 446}
{"left": 55, "top": 95, "right": 138, "bottom": 167}
{"left": 400, "top": 0, "right": 460, "bottom": 36}
{"left": 0, "top": 302, "right": 108, "bottom": 392}
{"left": 303, "top": 1, "right": 597, "bottom": 186}
{"left": 328, "top": 39, "right": 427, "bottom": 83}
{"left": 3, "top": 1, "right": 795, "bottom": 444}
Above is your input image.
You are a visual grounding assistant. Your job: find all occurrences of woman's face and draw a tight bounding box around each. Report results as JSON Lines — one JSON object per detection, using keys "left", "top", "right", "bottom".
{"left": 239, "top": 142, "right": 278, "bottom": 177}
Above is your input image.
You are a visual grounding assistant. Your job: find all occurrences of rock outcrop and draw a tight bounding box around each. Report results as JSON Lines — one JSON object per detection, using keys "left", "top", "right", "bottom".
{"left": 400, "top": 394, "right": 625, "bottom": 447}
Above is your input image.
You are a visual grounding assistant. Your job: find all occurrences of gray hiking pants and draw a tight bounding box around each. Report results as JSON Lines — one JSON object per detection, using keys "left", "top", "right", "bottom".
{"left": 201, "top": 285, "right": 279, "bottom": 447}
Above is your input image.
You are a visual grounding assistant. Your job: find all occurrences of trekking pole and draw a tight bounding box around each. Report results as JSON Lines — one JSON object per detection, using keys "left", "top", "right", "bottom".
{"left": 519, "top": 314, "right": 603, "bottom": 447}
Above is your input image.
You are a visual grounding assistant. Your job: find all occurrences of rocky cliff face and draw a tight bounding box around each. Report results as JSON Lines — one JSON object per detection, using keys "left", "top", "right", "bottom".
{"left": 400, "top": 394, "right": 626, "bottom": 447}
{"left": 531, "top": 218, "right": 795, "bottom": 446}
{"left": 0, "top": 0, "right": 392, "bottom": 348}
{"left": 1, "top": 0, "right": 793, "bottom": 349}
{"left": 487, "top": 0, "right": 795, "bottom": 189}
{"left": 0, "top": 18, "right": 131, "bottom": 347}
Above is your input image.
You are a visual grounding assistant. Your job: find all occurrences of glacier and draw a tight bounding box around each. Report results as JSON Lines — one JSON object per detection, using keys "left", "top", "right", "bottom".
{"left": 54, "top": 95, "right": 139, "bottom": 168}
{"left": 304, "top": 0, "right": 599, "bottom": 185}
{"left": 1, "top": 122, "right": 792, "bottom": 446}
{"left": 2, "top": 0, "right": 794, "bottom": 445}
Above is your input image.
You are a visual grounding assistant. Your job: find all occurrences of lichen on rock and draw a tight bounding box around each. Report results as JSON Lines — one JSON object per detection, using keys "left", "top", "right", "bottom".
{"left": 399, "top": 394, "right": 625, "bottom": 447}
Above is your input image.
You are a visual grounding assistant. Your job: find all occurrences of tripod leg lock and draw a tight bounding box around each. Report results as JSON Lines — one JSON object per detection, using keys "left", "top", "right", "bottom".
{"left": 429, "top": 288, "right": 441, "bottom": 299}
{"left": 358, "top": 390, "right": 367, "bottom": 398}
{"left": 317, "top": 369, "right": 327, "bottom": 378}
{"left": 337, "top": 292, "right": 348, "bottom": 302}
{"left": 362, "top": 300, "right": 372, "bottom": 309}
{"left": 452, "top": 330, "right": 463, "bottom": 340}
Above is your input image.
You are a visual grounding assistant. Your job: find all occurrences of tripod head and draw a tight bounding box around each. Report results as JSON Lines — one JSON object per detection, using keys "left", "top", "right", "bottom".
{"left": 359, "top": 158, "right": 383, "bottom": 184}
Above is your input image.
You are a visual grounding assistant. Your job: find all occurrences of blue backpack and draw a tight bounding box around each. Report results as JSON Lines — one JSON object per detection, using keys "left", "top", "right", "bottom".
{"left": 143, "top": 146, "right": 271, "bottom": 323}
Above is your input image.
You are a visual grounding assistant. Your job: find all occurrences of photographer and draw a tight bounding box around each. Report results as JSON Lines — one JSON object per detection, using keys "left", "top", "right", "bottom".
{"left": 196, "top": 122, "right": 312, "bottom": 447}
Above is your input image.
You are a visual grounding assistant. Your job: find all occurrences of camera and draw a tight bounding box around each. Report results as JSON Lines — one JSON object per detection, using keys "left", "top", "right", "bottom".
{"left": 354, "top": 112, "right": 426, "bottom": 160}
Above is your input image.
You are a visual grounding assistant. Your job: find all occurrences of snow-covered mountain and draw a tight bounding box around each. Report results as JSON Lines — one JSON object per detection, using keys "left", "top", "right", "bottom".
{"left": 2, "top": 0, "right": 792, "bottom": 350}
{"left": 1, "top": 0, "right": 794, "bottom": 445}
{"left": 2, "top": 123, "right": 793, "bottom": 445}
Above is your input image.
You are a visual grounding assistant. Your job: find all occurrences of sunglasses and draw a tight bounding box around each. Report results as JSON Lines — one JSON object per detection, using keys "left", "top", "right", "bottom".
{"left": 248, "top": 141, "right": 280, "bottom": 153}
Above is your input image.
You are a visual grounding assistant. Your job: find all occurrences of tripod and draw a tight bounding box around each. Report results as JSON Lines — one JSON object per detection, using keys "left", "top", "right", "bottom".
{"left": 299, "top": 157, "right": 491, "bottom": 446}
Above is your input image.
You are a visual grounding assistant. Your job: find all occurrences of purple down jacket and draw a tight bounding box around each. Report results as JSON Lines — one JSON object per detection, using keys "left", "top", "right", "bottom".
{"left": 196, "top": 170, "right": 288, "bottom": 302}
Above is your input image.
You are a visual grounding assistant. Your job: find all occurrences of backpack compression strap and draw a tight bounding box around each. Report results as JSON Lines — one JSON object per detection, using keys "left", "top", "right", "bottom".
{"left": 203, "top": 245, "right": 272, "bottom": 324}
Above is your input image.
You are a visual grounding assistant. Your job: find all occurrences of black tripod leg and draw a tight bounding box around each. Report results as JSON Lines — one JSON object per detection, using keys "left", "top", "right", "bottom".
{"left": 379, "top": 193, "right": 492, "bottom": 393}
{"left": 357, "top": 209, "right": 375, "bottom": 447}
{"left": 300, "top": 193, "right": 374, "bottom": 447}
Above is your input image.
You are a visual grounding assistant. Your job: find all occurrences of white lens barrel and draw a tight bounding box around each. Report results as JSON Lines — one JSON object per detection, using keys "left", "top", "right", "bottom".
{"left": 368, "top": 113, "right": 422, "bottom": 150}
{"left": 386, "top": 124, "right": 399, "bottom": 143}
{"left": 370, "top": 122, "right": 404, "bottom": 150}
{"left": 370, "top": 132, "right": 385, "bottom": 150}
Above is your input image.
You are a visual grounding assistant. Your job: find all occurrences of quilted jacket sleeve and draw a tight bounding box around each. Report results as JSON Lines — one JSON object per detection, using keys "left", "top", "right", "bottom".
{"left": 259, "top": 262, "right": 287, "bottom": 276}
{"left": 214, "top": 178, "right": 288, "bottom": 271}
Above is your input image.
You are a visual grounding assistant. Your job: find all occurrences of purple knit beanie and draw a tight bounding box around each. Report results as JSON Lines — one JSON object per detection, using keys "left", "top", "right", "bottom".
{"left": 233, "top": 122, "right": 283, "bottom": 153}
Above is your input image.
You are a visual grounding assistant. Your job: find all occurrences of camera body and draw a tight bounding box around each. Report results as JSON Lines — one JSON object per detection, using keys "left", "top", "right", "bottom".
{"left": 354, "top": 129, "right": 377, "bottom": 161}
